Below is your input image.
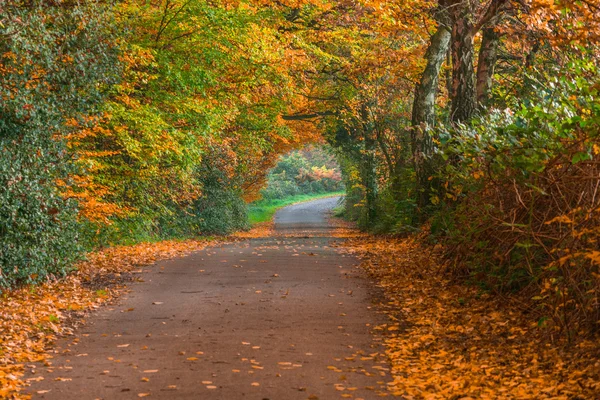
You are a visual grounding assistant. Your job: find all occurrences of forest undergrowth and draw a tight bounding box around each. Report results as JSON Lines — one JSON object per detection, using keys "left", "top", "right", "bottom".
{"left": 339, "top": 233, "right": 600, "bottom": 399}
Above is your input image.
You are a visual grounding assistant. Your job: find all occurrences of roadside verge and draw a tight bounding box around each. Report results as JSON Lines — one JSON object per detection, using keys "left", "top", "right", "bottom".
{"left": 336, "top": 233, "right": 600, "bottom": 399}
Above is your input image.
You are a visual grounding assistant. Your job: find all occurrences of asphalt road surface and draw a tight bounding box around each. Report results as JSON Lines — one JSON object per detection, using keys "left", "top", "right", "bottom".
{"left": 26, "top": 197, "right": 393, "bottom": 399}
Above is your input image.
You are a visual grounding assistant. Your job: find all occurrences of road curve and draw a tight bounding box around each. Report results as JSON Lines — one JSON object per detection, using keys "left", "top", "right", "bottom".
{"left": 274, "top": 196, "right": 342, "bottom": 233}
{"left": 26, "top": 197, "right": 392, "bottom": 399}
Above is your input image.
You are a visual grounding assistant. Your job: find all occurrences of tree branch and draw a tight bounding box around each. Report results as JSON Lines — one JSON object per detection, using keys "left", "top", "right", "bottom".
{"left": 281, "top": 111, "right": 337, "bottom": 121}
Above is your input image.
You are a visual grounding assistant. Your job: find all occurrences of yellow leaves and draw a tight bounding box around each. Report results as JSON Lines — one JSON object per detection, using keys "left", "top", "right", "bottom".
{"left": 232, "top": 221, "right": 274, "bottom": 238}
{"left": 545, "top": 215, "right": 573, "bottom": 225}
{"left": 584, "top": 251, "right": 600, "bottom": 267}
{"left": 339, "top": 234, "right": 600, "bottom": 399}
{"left": 472, "top": 170, "right": 485, "bottom": 180}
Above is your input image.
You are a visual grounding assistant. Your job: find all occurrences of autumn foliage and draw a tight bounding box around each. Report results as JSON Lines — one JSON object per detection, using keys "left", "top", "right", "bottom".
{"left": 301, "top": 0, "right": 600, "bottom": 340}
{"left": 0, "top": 0, "right": 326, "bottom": 286}
{"left": 1, "top": 0, "right": 600, "bottom": 397}
{"left": 343, "top": 235, "right": 600, "bottom": 399}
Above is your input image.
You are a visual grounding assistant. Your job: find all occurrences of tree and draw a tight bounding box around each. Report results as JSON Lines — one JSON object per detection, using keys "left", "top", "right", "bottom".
{"left": 447, "top": 0, "right": 507, "bottom": 122}
{"left": 411, "top": 24, "right": 451, "bottom": 214}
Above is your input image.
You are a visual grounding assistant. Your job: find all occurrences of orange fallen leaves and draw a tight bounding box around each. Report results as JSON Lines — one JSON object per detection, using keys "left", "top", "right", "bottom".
{"left": 231, "top": 222, "right": 274, "bottom": 239}
{"left": 0, "top": 238, "right": 215, "bottom": 399}
{"left": 339, "top": 235, "right": 600, "bottom": 399}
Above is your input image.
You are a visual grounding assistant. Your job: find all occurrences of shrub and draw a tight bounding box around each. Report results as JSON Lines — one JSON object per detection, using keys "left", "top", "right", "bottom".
{"left": 0, "top": 1, "right": 118, "bottom": 287}
{"left": 192, "top": 167, "right": 249, "bottom": 235}
{"left": 435, "top": 58, "right": 600, "bottom": 337}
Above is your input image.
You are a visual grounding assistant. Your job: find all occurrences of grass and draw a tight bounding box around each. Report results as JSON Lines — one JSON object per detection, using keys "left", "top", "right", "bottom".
{"left": 247, "top": 191, "right": 345, "bottom": 225}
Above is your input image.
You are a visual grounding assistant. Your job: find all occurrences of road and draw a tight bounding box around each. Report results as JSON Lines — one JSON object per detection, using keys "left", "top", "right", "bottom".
{"left": 26, "top": 197, "right": 392, "bottom": 399}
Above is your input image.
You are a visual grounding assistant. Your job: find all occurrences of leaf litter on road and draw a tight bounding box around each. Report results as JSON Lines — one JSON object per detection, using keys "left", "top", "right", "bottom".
{"left": 0, "top": 238, "right": 216, "bottom": 399}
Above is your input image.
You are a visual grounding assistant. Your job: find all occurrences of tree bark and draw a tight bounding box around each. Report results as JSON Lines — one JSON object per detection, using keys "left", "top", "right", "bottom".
{"left": 411, "top": 25, "right": 451, "bottom": 215}
{"left": 449, "top": 0, "right": 507, "bottom": 120}
{"left": 363, "top": 130, "right": 378, "bottom": 226}
{"left": 476, "top": 27, "right": 499, "bottom": 107}
{"left": 412, "top": 27, "right": 452, "bottom": 128}
{"left": 360, "top": 105, "right": 378, "bottom": 227}
{"left": 450, "top": 5, "right": 476, "bottom": 123}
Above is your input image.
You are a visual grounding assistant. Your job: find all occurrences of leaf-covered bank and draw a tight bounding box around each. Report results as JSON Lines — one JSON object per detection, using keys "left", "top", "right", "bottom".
{"left": 340, "top": 234, "right": 600, "bottom": 399}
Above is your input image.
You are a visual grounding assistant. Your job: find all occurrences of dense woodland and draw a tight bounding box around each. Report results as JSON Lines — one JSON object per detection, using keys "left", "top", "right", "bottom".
{"left": 1, "top": 0, "right": 599, "bottom": 341}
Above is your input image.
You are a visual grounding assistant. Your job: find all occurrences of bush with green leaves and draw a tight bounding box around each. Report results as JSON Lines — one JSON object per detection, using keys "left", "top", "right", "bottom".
{"left": 191, "top": 158, "right": 249, "bottom": 236}
{"left": 0, "top": 1, "right": 118, "bottom": 288}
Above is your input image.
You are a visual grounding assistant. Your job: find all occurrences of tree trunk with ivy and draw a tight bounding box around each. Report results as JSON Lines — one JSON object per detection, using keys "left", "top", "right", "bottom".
{"left": 411, "top": 25, "right": 451, "bottom": 216}
{"left": 359, "top": 105, "right": 378, "bottom": 227}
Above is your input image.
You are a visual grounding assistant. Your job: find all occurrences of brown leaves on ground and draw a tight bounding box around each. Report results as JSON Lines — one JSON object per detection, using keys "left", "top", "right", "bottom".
{"left": 0, "top": 239, "right": 215, "bottom": 399}
{"left": 340, "top": 235, "right": 600, "bottom": 399}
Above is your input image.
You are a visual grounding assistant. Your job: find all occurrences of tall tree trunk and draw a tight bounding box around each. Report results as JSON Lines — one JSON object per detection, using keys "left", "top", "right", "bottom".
{"left": 445, "top": 46, "right": 453, "bottom": 108}
{"left": 360, "top": 105, "right": 378, "bottom": 227}
{"left": 363, "top": 129, "right": 378, "bottom": 227}
{"left": 412, "top": 27, "right": 452, "bottom": 128}
{"left": 476, "top": 27, "right": 499, "bottom": 107}
{"left": 411, "top": 25, "right": 451, "bottom": 216}
{"left": 450, "top": 3, "right": 476, "bottom": 123}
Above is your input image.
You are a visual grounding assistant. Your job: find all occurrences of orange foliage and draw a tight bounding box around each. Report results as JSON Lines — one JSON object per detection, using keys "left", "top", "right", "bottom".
{"left": 63, "top": 115, "right": 125, "bottom": 223}
{"left": 341, "top": 235, "right": 600, "bottom": 399}
{"left": 526, "top": 0, "right": 600, "bottom": 45}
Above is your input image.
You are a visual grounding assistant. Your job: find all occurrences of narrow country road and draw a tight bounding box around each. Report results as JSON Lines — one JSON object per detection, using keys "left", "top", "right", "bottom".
{"left": 26, "top": 197, "right": 392, "bottom": 399}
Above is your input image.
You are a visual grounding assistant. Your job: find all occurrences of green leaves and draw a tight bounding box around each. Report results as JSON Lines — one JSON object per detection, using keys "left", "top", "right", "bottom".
{"left": 0, "top": 1, "right": 119, "bottom": 288}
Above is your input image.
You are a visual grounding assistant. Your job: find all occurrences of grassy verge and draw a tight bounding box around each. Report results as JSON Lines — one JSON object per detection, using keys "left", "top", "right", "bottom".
{"left": 248, "top": 191, "right": 345, "bottom": 225}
